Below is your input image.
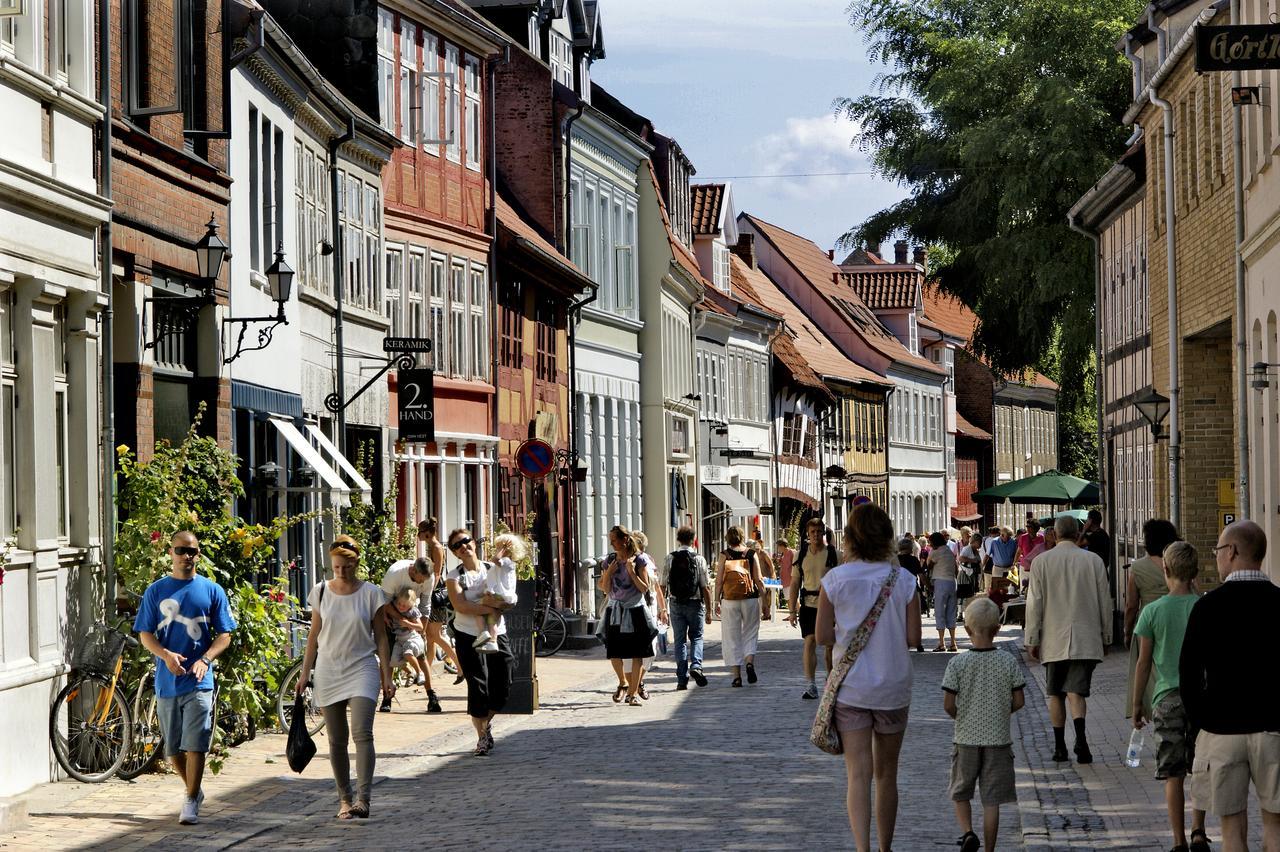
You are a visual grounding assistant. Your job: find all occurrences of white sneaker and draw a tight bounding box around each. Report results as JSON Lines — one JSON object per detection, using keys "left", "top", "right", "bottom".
{"left": 472, "top": 633, "right": 492, "bottom": 650}
{"left": 414, "top": 673, "right": 426, "bottom": 686}
{"left": 178, "top": 789, "right": 203, "bottom": 825}
{"left": 477, "top": 638, "right": 500, "bottom": 654}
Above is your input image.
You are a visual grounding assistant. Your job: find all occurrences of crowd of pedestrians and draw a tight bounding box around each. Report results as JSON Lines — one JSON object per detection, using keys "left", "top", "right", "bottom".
{"left": 128, "top": 502, "right": 1279, "bottom": 851}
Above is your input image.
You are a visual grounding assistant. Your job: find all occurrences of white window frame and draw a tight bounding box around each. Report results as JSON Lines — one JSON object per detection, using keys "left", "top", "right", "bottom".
{"left": 444, "top": 44, "right": 461, "bottom": 162}
{"left": 469, "top": 263, "right": 488, "bottom": 380}
{"left": 430, "top": 253, "right": 447, "bottom": 374}
{"left": 399, "top": 19, "right": 417, "bottom": 144}
{"left": 421, "top": 32, "right": 441, "bottom": 153}
{"left": 449, "top": 259, "right": 468, "bottom": 376}
{"left": 404, "top": 249, "right": 423, "bottom": 338}
{"left": 377, "top": 9, "right": 395, "bottom": 133}
{"left": 713, "top": 242, "right": 730, "bottom": 292}
{"left": 464, "top": 54, "right": 481, "bottom": 171}
{"left": 385, "top": 245, "right": 404, "bottom": 335}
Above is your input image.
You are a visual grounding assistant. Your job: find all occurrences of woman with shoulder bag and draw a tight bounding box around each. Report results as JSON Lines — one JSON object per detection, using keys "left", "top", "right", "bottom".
{"left": 816, "top": 504, "right": 922, "bottom": 851}
{"left": 295, "top": 536, "right": 395, "bottom": 820}
{"left": 418, "top": 518, "right": 463, "bottom": 685}
{"left": 444, "top": 529, "right": 517, "bottom": 757}
{"left": 715, "top": 526, "right": 764, "bottom": 688}
{"left": 597, "top": 525, "right": 658, "bottom": 706}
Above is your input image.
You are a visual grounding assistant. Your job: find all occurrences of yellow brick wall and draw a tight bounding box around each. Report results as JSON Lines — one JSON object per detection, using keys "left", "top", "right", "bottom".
{"left": 1139, "top": 55, "right": 1238, "bottom": 568}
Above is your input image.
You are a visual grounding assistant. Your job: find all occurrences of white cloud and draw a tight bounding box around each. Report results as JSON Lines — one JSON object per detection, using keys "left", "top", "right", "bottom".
{"left": 742, "top": 113, "right": 869, "bottom": 198}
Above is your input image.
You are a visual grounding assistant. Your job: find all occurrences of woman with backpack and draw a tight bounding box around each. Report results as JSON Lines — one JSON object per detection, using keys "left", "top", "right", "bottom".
{"left": 597, "top": 525, "right": 658, "bottom": 706}
{"left": 715, "top": 526, "right": 764, "bottom": 687}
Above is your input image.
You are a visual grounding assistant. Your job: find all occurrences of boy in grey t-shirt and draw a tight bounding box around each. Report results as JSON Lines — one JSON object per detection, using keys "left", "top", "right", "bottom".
{"left": 942, "top": 598, "right": 1026, "bottom": 852}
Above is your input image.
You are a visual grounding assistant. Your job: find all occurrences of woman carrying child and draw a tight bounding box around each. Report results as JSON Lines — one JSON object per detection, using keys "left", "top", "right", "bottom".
{"left": 445, "top": 528, "right": 517, "bottom": 757}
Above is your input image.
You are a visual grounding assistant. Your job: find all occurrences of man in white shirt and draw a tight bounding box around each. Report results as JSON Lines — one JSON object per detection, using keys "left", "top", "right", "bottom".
{"left": 381, "top": 557, "right": 440, "bottom": 712}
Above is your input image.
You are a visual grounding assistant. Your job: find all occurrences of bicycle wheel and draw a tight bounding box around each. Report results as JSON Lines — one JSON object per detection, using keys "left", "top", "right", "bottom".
{"left": 50, "top": 674, "right": 133, "bottom": 783}
{"left": 277, "top": 660, "right": 326, "bottom": 736}
{"left": 535, "top": 608, "right": 568, "bottom": 658}
{"left": 117, "top": 683, "right": 163, "bottom": 780}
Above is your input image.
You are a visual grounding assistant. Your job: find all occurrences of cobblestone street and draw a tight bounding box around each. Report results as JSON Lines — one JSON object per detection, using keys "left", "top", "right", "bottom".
{"left": 2, "top": 617, "right": 1268, "bottom": 851}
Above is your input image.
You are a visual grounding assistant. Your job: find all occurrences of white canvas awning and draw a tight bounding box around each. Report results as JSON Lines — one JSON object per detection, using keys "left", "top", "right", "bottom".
{"left": 306, "top": 423, "right": 373, "bottom": 505}
{"left": 270, "top": 418, "right": 350, "bottom": 500}
{"left": 703, "top": 483, "right": 759, "bottom": 518}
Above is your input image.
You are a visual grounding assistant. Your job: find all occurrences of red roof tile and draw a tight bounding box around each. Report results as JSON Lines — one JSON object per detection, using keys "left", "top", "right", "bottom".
{"left": 495, "top": 194, "right": 582, "bottom": 277}
{"left": 922, "top": 285, "right": 1057, "bottom": 391}
{"left": 729, "top": 254, "right": 888, "bottom": 389}
{"left": 744, "top": 215, "right": 946, "bottom": 377}
{"left": 840, "top": 267, "right": 922, "bottom": 310}
{"left": 954, "top": 412, "right": 992, "bottom": 441}
{"left": 691, "top": 183, "right": 725, "bottom": 236}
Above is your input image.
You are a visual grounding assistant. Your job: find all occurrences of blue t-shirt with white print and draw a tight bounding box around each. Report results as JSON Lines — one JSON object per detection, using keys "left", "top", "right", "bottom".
{"left": 133, "top": 574, "right": 236, "bottom": 698}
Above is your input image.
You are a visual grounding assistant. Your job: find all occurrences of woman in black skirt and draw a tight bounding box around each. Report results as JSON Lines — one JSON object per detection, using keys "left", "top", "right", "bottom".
{"left": 596, "top": 525, "right": 657, "bottom": 706}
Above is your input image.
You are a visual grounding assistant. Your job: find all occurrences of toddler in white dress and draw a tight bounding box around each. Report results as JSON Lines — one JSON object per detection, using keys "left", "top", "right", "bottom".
{"left": 474, "top": 534, "right": 523, "bottom": 653}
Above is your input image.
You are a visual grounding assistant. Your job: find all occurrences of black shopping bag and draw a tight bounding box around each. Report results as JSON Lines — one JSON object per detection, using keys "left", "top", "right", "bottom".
{"left": 286, "top": 694, "right": 317, "bottom": 773}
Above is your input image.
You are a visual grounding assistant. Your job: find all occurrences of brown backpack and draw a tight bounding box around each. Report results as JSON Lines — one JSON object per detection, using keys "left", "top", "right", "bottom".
{"left": 721, "top": 552, "right": 758, "bottom": 601}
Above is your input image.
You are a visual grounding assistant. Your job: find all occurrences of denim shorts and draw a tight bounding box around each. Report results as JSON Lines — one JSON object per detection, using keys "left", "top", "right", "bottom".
{"left": 157, "top": 689, "right": 215, "bottom": 756}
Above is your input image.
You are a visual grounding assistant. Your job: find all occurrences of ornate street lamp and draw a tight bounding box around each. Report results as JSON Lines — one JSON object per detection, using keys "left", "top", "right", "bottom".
{"left": 1252, "top": 361, "right": 1280, "bottom": 390}
{"left": 222, "top": 244, "right": 293, "bottom": 364}
{"left": 1134, "top": 389, "right": 1170, "bottom": 440}
{"left": 195, "top": 215, "right": 228, "bottom": 284}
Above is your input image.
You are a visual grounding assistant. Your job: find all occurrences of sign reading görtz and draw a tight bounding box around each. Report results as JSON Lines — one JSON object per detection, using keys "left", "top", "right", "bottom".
{"left": 1196, "top": 25, "right": 1280, "bottom": 71}
{"left": 397, "top": 369, "right": 435, "bottom": 443}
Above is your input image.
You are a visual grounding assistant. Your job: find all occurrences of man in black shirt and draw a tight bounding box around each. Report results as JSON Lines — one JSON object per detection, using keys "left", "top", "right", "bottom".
{"left": 1180, "top": 520, "right": 1280, "bottom": 852}
{"left": 1080, "top": 509, "right": 1112, "bottom": 570}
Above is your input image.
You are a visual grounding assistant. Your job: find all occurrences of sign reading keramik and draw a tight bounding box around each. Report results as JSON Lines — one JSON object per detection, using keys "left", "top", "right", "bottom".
{"left": 1196, "top": 24, "right": 1280, "bottom": 72}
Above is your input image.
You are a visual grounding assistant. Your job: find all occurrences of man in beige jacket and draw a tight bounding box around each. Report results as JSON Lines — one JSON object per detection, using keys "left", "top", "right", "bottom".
{"left": 1025, "top": 515, "right": 1112, "bottom": 765}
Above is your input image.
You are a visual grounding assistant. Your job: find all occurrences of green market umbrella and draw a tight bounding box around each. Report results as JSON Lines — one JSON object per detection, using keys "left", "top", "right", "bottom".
{"left": 971, "top": 469, "right": 1100, "bottom": 507}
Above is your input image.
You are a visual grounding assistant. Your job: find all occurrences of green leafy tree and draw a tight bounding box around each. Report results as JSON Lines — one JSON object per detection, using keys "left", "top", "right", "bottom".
{"left": 340, "top": 440, "right": 415, "bottom": 586}
{"left": 114, "top": 404, "right": 318, "bottom": 770}
{"left": 837, "top": 0, "right": 1141, "bottom": 476}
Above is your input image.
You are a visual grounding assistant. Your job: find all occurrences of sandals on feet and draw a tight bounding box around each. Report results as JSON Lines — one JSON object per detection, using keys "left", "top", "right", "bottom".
{"left": 612, "top": 684, "right": 626, "bottom": 703}
{"left": 625, "top": 694, "right": 641, "bottom": 706}
{"left": 637, "top": 683, "right": 649, "bottom": 700}
{"left": 337, "top": 802, "right": 354, "bottom": 820}
{"left": 1189, "top": 829, "right": 1212, "bottom": 852}
{"left": 731, "top": 677, "right": 743, "bottom": 687}
{"left": 746, "top": 662, "right": 758, "bottom": 684}
{"left": 348, "top": 801, "right": 369, "bottom": 819}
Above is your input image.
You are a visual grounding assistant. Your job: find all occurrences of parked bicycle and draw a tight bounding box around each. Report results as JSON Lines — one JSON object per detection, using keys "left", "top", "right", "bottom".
{"left": 49, "top": 617, "right": 138, "bottom": 783}
{"left": 533, "top": 576, "right": 568, "bottom": 658}
{"left": 276, "top": 611, "right": 325, "bottom": 736}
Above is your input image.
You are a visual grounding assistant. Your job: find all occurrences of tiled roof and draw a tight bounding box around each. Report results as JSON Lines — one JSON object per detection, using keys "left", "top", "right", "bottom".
{"left": 645, "top": 161, "right": 711, "bottom": 289}
{"left": 729, "top": 253, "right": 887, "bottom": 389}
{"left": 691, "top": 184, "right": 725, "bottom": 235}
{"left": 744, "top": 215, "right": 946, "bottom": 377}
{"left": 840, "top": 267, "right": 921, "bottom": 311}
{"left": 954, "top": 412, "right": 992, "bottom": 442}
{"left": 495, "top": 192, "right": 585, "bottom": 282}
{"left": 921, "top": 285, "right": 978, "bottom": 344}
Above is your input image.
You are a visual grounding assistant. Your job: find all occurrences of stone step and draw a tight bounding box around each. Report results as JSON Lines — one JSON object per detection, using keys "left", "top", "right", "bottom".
{"left": 0, "top": 796, "right": 29, "bottom": 833}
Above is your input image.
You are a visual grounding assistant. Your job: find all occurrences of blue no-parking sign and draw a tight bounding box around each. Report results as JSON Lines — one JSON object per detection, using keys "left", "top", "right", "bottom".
{"left": 515, "top": 439, "right": 556, "bottom": 480}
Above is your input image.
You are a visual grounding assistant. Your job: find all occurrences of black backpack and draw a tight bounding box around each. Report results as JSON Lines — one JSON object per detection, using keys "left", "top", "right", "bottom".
{"left": 667, "top": 549, "right": 700, "bottom": 602}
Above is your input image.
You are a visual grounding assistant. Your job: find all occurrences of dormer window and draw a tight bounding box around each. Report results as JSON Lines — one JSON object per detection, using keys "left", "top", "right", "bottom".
{"left": 549, "top": 30, "right": 574, "bottom": 88}
{"left": 713, "top": 242, "right": 730, "bottom": 293}
{"left": 908, "top": 313, "right": 918, "bottom": 354}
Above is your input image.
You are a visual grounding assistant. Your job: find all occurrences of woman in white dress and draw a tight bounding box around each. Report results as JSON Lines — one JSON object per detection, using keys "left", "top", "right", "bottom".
{"left": 296, "top": 535, "right": 394, "bottom": 819}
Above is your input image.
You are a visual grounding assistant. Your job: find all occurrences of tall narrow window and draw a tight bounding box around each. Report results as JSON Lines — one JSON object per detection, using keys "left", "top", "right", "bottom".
{"left": 430, "top": 255, "right": 447, "bottom": 373}
{"left": 406, "top": 250, "right": 425, "bottom": 338}
{"left": 399, "top": 19, "right": 415, "bottom": 143}
{"left": 0, "top": 291, "right": 14, "bottom": 537}
{"left": 377, "top": 9, "right": 395, "bottom": 132}
{"left": 0, "top": 0, "right": 22, "bottom": 57}
{"left": 470, "top": 264, "right": 487, "bottom": 380}
{"left": 249, "top": 106, "right": 260, "bottom": 271}
{"left": 444, "top": 44, "right": 460, "bottom": 162}
{"left": 53, "top": 307, "right": 68, "bottom": 538}
{"left": 384, "top": 246, "right": 403, "bottom": 334}
{"left": 464, "top": 55, "right": 481, "bottom": 170}
{"left": 421, "top": 33, "right": 440, "bottom": 151}
{"left": 450, "top": 260, "right": 467, "bottom": 376}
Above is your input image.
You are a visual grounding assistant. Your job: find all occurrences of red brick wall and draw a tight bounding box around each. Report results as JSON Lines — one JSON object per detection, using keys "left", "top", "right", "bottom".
{"left": 492, "top": 49, "right": 558, "bottom": 242}
{"left": 954, "top": 351, "right": 994, "bottom": 432}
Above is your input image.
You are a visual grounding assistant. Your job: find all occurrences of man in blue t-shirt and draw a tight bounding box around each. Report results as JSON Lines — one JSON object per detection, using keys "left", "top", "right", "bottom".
{"left": 133, "top": 531, "right": 236, "bottom": 826}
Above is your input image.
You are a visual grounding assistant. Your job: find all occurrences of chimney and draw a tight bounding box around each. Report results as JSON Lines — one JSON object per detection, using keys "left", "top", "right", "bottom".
{"left": 894, "top": 239, "right": 909, "bottom": 264}
{"left": 731, "top": 233, "right": 756, "bottom": 269}
{"left": 866, "top": 239, "right": 882, "bottom": 259}
{"left": 827, "top": 248, "right": 835, "bottom": 261}
{"left": 912, "top": 245, "right": 927, "bottom": 267}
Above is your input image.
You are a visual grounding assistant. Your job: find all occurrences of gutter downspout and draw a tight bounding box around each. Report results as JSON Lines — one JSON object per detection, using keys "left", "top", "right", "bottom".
{"left": 1150, "top": 84, "right": 1181, "bottom": 530}
{"left": 1232, "top": 0, "right": 1251, "bottom": 519}
{"left": 1124, "top": 34, "right": 1144, "bottom": 101}
{"left": 99, "top": 0, "right": 115, "bottom": 604}
{"left": 329, "top": 115, "right": 356, "bottom": 456}
{"left": 1068, "top": 210, "right": 1113, "bottom": 608}
{"left": 487, "top": 46, "right": 506, "bottom": 572}
{"left": 561, "top": 100, "right": 587, "bottom": 572}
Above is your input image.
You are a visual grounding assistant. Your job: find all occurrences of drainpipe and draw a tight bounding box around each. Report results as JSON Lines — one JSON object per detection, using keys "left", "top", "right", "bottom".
{"left": 1124, "top": 34, "right": 1144, "bottom": 102}
{"left": 1232, "top": 0, "right": 1251, "bottom": 519}
{"left": 487, "top": 46, "right": 507, "bottom": 554}
{"left": 99, "top": 0, "right": 115, "bottom": 604}
{"left": 328, "top": 115, "right": 356, "bottom": 455}
{"left": 1149, "top": 6, "right": 1168, "bottom": 63}
{"left": 1150, "top": 84, "right": 1181, "bottom": 530}
{"left": 561, "top": 99, "right": 587, "bottom": 566}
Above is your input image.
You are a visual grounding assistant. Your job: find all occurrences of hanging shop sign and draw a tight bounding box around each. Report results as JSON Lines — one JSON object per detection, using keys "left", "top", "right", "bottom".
{"left": 397, "top": 369, "right": 435, "bottom": 443}
{"left": 1196, "top": 25, "right": 1280, "bottom": 72}
{"left": 383, "top": 337, "right": 434, "bottom": 353}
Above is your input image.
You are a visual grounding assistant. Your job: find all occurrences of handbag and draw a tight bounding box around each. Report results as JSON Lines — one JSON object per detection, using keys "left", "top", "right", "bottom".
{"left": 286, "top": 693, "right": 317, "bottom": 772}
{"left": 809, "top": 566, "right": 900, "bottom": 755}
{"left": 431, "top": 579, "right": 451, "bottom": 612}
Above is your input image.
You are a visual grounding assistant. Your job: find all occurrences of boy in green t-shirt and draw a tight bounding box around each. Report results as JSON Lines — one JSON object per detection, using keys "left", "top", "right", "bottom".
{"left": 1132, "top": 541, "right": 1210, "bottom": 852}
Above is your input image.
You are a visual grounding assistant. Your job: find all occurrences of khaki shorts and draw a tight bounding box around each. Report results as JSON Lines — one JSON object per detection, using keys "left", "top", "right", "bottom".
{"left": 1192, "top": 731, "right": 1280, "bottom": 816}
{"left": 835, "top": 704, "right": 909, "bottom": 734}
{"left": 949, "top": 744, "right": 1017, "bottom": 806}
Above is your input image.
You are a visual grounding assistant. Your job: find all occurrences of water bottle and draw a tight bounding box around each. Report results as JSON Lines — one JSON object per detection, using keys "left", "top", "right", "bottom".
{"left": 1125, "top": 728, "right": 1144, "bottom": 768}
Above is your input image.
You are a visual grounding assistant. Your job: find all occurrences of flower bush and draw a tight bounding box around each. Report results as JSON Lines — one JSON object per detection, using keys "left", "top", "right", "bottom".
{"left": 339, "top": 440, "right": 415, "bottom": 586}
{"left": 114, "top": 404, "right": 317, "bottom": 769}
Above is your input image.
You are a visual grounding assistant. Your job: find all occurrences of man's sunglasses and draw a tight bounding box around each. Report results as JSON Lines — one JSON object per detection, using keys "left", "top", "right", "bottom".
{"left": 173, "top": 546, "right": 200, "bottom": 557}
{"left": 448, "top": 537, "right": 473, "bottom": 552}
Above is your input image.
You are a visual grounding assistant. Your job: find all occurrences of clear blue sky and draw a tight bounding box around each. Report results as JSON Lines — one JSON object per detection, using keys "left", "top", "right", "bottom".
{"left": 590, "top": 0, "right": 908, "bottom": 253}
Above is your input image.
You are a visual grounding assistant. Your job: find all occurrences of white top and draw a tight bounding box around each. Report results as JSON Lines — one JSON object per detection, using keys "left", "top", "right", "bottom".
{"left": 483, "top": 557, "right": 519, "bottom": 600}
{"left": 821, "top": 561, "right": 918, "bottom": 710}
{"left": 448, "top": 562, "right": 510, "bottom": 638}
{"left": 308, "top": 580, "right": 385, "bottom": 707}
{"left": 381, "top": 560, "right": 435, "bottom": 618}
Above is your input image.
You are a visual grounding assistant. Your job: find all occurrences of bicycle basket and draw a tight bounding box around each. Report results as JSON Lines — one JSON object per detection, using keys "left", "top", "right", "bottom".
{"left": 72, "top": 627, "right": 128, "bottom": 675}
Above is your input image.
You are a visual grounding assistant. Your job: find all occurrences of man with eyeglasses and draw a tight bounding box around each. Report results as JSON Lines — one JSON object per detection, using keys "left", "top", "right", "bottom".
{"left": 1180, "top": 520, "right": 1280, "bottom": 852}
{"left": 133, "top": 530, "right": 236, "bottom": 826}
{"left": 380, "top": 555, "right": 440, "bottom": 713}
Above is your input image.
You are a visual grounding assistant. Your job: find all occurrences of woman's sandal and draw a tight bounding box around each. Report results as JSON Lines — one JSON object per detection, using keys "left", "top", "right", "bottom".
{"left": 348, "top": 801, "right": 369, "bottom": 819}
{"left": 731, "top": 677, "right": 743, "bottom": 687}
{"left": 746, "top": 662, "right": 758, "bottom": 684}
{"left": 625, "top": 694, "right": 642, "bottom": 706}
{"left": 637, "top": 683, "right": 649, "bottom": 700}
{"left": 612, "top": 684, "right": 626, "bottom": 703}
{"left": 336, "top": 802, "right": 354, "bottom": 820}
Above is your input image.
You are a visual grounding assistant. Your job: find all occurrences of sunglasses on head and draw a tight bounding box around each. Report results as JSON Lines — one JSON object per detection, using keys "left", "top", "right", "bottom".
{"left": 174, "top": 546, "right": 200, "bottom": 557}
{"left": 449, "top": 536, "right": 473, "bottom": 552}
